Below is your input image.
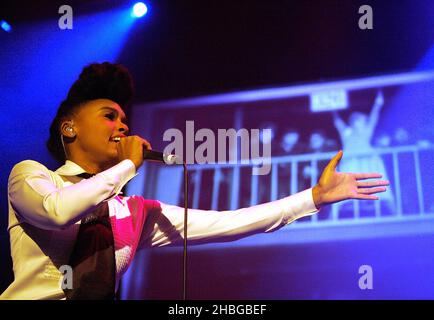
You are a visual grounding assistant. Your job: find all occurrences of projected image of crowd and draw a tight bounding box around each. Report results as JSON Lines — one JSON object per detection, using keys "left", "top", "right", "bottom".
{"left": 151, "top": 84, "right": 434, "bottom": 224}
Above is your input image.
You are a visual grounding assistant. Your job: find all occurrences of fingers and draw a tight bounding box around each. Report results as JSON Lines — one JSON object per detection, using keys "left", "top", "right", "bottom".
{"left": 126, "top": 135, "right": 152, "bottom": 150}
{"left": 353, "top": 173, "right": 383, "bottom": 180}
{"left": 357, "top": 187, "right": 387, "bottom": 195}
{"left": 354, "top": 194, "right": 380, "bottom": 200}
{"left": 140, "top": 137, "right": 152, "bottom": 150}
{"left": 326, "top": 150, "right": 343, "bottom": 171}
{"left": 357, "top": 180, "right": 389, "bottom": 187}
{"left": 116, "top": 135, "right": 152, "bottom": 169}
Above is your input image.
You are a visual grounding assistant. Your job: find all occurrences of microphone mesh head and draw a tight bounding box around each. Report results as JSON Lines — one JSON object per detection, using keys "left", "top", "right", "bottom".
{"left": 164, "top": 154, "right": 180, "bottom": 165}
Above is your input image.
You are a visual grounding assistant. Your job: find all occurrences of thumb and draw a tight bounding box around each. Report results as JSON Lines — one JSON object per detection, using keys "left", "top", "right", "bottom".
{"left": 327, "top": 150, "right": 343, "bottom": 171}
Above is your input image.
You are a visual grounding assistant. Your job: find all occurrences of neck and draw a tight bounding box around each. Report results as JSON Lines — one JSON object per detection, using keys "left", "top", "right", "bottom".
{"left": 67, "top": 154, "right": 114, "bottom": 174}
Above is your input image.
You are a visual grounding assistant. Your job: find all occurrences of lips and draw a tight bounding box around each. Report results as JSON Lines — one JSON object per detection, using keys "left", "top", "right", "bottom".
{"left": 109, "top": 135, "right": 126, "bottom": 142}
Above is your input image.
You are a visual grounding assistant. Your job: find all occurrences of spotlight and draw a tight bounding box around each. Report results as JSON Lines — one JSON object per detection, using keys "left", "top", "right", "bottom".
{"left": 1, "top": 20, "right": 12, "bottom": 32}
{"left": 132, "top": 2, "right": 148, "bottom": 18}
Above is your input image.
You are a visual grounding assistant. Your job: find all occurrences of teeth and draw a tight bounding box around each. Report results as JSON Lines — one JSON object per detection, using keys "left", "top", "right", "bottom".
{"left": 112, "top": 137, "right": 121, "bottom": 142}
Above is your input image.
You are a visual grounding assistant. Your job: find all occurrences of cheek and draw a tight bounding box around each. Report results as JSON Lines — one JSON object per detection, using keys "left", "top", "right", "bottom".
{"left": 81, "top": 124, "right": 112, "bottom": 147}
{"left": 80, "top": 119, "right": 109, "bottom": 133}
{"left": 96, "top": 122, "right": 116, "bottom": 137}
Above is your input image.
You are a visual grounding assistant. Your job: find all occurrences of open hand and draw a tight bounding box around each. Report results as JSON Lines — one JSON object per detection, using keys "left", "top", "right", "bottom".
{"left": 312, "top": 151, "right": 389, "bottom": 209}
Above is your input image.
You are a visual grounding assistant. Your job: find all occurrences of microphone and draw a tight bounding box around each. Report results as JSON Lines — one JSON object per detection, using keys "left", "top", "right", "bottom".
{"left": 112, "top": 136, "right": 180, "bottom": 165}
{"left": 143, "top": 149, "right": 180, "bottom": 165}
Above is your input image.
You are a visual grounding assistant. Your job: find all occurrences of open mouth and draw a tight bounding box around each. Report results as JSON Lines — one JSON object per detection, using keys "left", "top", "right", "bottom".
{"left": 109, "top": 137, "right": 121, "bottom": 142}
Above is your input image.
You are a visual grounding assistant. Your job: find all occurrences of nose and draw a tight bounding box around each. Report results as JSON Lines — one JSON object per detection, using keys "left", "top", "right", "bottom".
{"left": 118, "top": 121, "right": 129, "bottom": 136}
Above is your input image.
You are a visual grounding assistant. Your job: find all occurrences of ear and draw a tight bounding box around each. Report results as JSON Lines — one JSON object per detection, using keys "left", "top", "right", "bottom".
{"left": 60, "top": 120, "right": 76, "bottom": 137}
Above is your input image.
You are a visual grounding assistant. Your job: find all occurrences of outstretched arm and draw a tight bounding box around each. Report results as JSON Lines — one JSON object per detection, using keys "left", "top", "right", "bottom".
{"left": 140, "top": 151, "right": 389, "bottom": 248}
{"left": 140, "top": 188, "right": 318, "bottom": 248}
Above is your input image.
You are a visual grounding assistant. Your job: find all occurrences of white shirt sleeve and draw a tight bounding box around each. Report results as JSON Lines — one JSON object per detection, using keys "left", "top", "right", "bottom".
{"left": 8, "top": 159, "right": 136, "bottom": 230}
{"left": 141, "top": 188, "right": 318, "bottom": 247}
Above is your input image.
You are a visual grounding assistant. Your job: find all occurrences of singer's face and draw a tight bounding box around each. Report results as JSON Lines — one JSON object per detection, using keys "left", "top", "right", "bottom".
{"left": 70, "top": 99, "right": 129, "bottom": 166}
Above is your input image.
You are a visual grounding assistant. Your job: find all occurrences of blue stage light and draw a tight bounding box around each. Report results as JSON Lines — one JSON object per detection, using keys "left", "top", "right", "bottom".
{"left": 1, "top": 20, "right": 12, "bottom": 32}
{"left": 132, "top": 2, "right": 148, "bottom": 18}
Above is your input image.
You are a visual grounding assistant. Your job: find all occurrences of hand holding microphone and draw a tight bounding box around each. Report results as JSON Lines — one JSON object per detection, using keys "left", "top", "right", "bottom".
{"left": 114, "top": 135, "right": 179, "bottom": 170}
{"left": 115, "top": 135, "right": 149, "bottom": 170}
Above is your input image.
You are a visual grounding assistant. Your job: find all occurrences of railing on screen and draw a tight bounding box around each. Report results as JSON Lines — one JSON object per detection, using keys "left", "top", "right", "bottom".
{"left": 181, "top": 143, "right": 434, "bottom": 227}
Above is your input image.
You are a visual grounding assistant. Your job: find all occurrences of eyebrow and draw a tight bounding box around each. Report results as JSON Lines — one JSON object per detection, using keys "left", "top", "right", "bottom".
{"left": 99, "top": 106, "right": 127, "bottom": 122}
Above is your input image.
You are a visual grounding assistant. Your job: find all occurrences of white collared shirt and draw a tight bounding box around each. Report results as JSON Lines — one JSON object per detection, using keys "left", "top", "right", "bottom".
{"left": 1, "top": 159, "right": 318, "bottom": 300}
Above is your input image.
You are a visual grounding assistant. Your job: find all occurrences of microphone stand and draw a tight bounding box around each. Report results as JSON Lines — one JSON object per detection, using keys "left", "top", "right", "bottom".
{"left": 144, "top": 152, "right": 188, "bottom": 299}
{"left": 182, "top": 161, "right": 188, "bottom": 300}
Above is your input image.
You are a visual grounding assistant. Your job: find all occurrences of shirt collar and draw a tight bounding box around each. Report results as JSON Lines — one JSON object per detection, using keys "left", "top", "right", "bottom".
{"left": 55, "top": 160, "right": 89, "bottom": 176}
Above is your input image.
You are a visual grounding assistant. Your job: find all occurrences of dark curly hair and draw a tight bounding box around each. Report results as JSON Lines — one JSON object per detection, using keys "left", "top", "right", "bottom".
{"left": 46, "top": 62, "right": 134, "bottom": 163}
